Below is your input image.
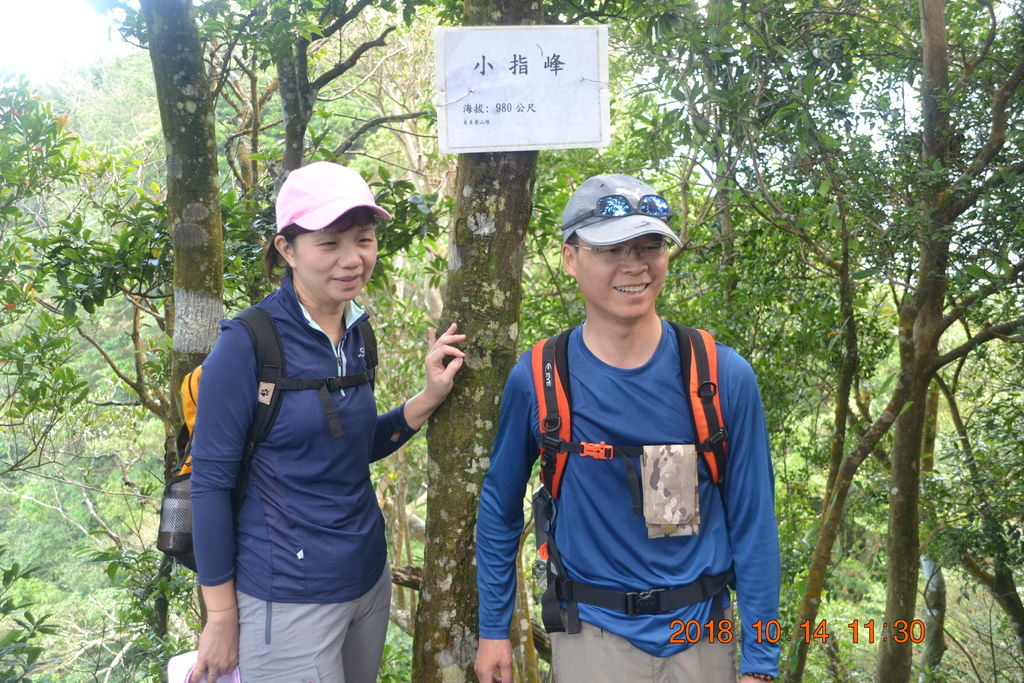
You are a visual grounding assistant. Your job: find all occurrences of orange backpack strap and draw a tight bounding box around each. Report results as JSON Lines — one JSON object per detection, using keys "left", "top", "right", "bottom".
{"left": 671, "top": 323, "right": 728, "bottom": 486}
{"left": 531, "top": 330, "right": 573, "bottom": 499}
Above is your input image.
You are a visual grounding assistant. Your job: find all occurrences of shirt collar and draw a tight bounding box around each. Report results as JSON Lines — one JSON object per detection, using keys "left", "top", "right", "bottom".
{"left": 298, "top": 299, "right": 367, "bottom": 339}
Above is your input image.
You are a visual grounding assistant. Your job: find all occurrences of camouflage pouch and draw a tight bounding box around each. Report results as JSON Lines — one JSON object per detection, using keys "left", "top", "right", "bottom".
{"left": 641, "top": 444, "right": 700, "bottom": 538}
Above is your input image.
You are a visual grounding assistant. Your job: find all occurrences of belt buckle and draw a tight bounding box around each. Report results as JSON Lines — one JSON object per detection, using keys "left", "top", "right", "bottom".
{"left": 625, "top": 588, "right": 665, "bottom": 615}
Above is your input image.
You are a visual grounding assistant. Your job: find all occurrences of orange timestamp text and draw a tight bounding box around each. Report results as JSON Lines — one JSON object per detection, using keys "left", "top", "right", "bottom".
{"left": 668, "top": 618, "right": 927, "bottom": 644}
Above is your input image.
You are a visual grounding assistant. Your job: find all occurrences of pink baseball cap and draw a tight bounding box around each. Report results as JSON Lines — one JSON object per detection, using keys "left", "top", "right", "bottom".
{"left": 275, "top": 161, "right": 392, "bottom": 232}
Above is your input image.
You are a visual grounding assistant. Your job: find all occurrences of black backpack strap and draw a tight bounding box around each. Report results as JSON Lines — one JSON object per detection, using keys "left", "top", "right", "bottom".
{"left": 234, "top": 306, "right": 285, "bottom": 506}
{"left": 357, "top": 318, "right": 377, "bottom": 391}
{"left": 240, "top": 315, "right": 377, "bottom": 441}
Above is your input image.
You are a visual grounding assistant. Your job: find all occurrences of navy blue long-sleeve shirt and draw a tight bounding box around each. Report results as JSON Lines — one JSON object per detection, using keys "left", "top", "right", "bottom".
{"left": 190, "top": 276, "right": 416, "bottom": 602}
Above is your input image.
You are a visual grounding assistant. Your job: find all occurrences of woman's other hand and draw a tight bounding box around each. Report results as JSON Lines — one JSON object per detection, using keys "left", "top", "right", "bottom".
{"left": 403, "top": 323, "right": 466, "bottom": 429}
{"left": 424, "top": 323, "right": 466, "bottom": 402}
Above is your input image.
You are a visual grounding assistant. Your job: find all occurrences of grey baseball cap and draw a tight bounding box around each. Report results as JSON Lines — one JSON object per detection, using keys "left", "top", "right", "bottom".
{"left": 561, "top": 173, "right": 681, "bottom": 247}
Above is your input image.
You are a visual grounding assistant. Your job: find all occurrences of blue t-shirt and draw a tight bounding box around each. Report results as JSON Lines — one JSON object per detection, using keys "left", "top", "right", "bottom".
{"left": 190, "top": 277, "right": 416, "bottom": 602}
{"left": 476, "top": 321, "right": 780, "bottom": 676}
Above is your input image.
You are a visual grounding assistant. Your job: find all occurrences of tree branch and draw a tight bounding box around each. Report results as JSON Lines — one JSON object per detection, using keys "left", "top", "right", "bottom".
{"left": 950, "top": 0, "right": 997, "bottom": 97}
{"left": 949, "top": 159, "right": 1024, "bottom": 219}
{"left": 320, "top": 0, "right": 376, "bottom": 40}
{"left": 82, "top": 489, "right": 123, "bottom": 546}
{"left": 931, "top": 316, "right": 1024, "bottom": 372}
{"left": 120, "top": 285, "right": 164, "bottom": 325}
{"left": 74, "top": 325, "right": 162, "bottom": 417}
{"left": 938, "top": 258, "right": 1024, "bottom": 333}
{"left": 311, "top": 26, "right": 396, "bottom": 92}
{"left": 210, "top": 2, "right": 268, "bottom": 101}
{"left": 332, "top": 110, "right": 429, "bottom": 156}
{"left": 943, "top": 49, "right": 1024, "bottom": 207}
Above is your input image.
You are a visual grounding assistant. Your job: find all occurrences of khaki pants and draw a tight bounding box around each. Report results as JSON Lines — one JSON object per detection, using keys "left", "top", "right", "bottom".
{"left": 551, "top": 618, "right": 738, "bottom": 683}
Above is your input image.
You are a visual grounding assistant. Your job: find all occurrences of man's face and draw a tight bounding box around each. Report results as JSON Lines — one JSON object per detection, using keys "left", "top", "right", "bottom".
{"left": 562, "top": 233, "right": 670, "bottom": 326}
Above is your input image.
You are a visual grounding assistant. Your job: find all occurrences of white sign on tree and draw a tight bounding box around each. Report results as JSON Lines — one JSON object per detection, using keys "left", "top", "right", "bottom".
{"left": 435, "top": 25, "right": 610, "bottom": 154}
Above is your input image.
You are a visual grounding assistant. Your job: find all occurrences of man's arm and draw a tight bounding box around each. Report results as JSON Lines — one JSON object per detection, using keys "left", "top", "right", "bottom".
{"left": 720, "top": 348, "right": 782, "bottom": 679}
{"left": 475, "top": 358, "right": 538, "bottom": 658}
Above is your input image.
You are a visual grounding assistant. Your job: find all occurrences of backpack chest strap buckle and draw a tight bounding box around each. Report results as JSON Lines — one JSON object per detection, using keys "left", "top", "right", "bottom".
{"left": 580, "top": 441, "right": 614, "bottom": 460}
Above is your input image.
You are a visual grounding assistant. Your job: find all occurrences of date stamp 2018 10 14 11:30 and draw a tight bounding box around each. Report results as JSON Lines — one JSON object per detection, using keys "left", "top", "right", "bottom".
{"left": 668, "top": 618, "right": 926, "bottom": 645}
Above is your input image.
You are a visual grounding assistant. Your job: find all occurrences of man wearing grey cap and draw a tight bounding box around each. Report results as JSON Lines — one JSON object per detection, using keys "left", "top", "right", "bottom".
{"left": 474, "top": 174, "right": 780, "bottom": 682}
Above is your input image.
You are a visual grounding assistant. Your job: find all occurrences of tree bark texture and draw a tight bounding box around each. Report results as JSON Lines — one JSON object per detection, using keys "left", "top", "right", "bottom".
{"left": 876, "top": 1, "right": 951, "bottom": 679}
{"left": 139, "top": 0, "right": 223, "bottom": 645}
{"left": 140, "top": 0, "right": 224, "bottom": 429}
{"left": 275, "top": 39, "right": 313, "bottom": 172}
{"left": 411, "top": 146, "right": 538, "bottom": 680}
{"left": 410, "top": 0, "right": 542, "bottom": 678}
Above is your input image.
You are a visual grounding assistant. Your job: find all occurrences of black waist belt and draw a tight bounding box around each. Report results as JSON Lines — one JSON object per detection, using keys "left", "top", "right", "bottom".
{"left": 554, "top": 568, "right": 735, "bottom": 617}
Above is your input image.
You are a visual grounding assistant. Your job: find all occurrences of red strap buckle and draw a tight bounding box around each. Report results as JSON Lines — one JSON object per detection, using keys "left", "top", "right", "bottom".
{"left": 580, "top": 441, "right": 614, "bottom": 460}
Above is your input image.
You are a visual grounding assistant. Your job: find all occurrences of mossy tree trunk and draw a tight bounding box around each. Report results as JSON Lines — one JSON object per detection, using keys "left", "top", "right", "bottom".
{"left": 876, "top": 0, "right": 951, "bottom": 677}
{"left": 411, "top": 6, "right": 541, "bottom": 677}
{"left": 411, "top": 148, "right": 538, "bottom": 680}
{"left": 139, "top": 0, "right": 224, "bottom": 640}
{"left": 140, "top": 0, "right": 224, "bottom": 437}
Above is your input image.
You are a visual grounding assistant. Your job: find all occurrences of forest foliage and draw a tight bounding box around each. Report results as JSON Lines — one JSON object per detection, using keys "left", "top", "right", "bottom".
{"left": 0, "top": 0, "right": 1022, "bottom": 681}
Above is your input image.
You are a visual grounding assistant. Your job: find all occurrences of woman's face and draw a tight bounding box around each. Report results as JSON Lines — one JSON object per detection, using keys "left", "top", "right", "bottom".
{"left": 276, "top": 215, "right": 378, "bottom": 314}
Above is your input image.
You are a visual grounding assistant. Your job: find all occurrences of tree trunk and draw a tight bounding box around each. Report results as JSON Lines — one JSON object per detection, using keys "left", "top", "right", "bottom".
{"left": 918, "top": 557, "right": 946, "bottom": 679}
{"left": 876, "top": 1, "right": 951, "bottom": 679}
{"left": 920, "top": 382, "right": 940, "bottom": 472}
{"left": 275, "top": 39, "right": 312, "bottom": 172}
{"left": 878, "top": 361, "right": 929, "bottom": 682}
{"left": 513, "top": 531, "right": 541, "bottom": 683}
{"left": 411, "top": 143, "right": 538, "bottom": 679}
{"left": 411, "top": 1, "right": 542, "bottom": 679}
{"left": 139, "top": 0, "right": 224, "bottom": 641}
{"left": 141, "top": 0, "right": 224, "bottom": 410}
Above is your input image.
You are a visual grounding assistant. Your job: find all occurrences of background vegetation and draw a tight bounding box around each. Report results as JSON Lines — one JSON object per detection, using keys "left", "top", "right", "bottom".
{"left": 0, "top": 0, "right": 1021, "bottom": 681}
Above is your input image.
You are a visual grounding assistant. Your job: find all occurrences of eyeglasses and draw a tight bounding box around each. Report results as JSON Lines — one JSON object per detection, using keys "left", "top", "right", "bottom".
{"left": 574, "top": 240, "right": 671, "bottom": 262}
{"left": 565, "top": 194, "right": 673, "bottom": 232}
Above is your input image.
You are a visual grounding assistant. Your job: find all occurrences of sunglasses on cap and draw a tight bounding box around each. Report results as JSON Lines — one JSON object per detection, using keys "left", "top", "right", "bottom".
{"left": 565, "top": 194, "right": 673, "bottom": 232}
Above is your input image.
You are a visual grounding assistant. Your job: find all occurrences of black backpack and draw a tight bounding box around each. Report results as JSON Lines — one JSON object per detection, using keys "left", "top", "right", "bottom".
{"left": 156, "top": 306, "right": 377, "bottom": 570}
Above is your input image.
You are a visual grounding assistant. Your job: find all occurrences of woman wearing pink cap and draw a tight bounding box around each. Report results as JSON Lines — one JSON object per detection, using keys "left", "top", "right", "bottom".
{"left": 188, "top": 162, "right": 465, "bottom": 682}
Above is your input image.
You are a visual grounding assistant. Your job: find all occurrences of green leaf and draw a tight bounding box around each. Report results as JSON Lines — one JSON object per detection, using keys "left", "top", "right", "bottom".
{"left": 963, "top": 264, "right": 997, "bottom": 282}
{"left": 852, "top": 268, "right": 880, "bottom": 280}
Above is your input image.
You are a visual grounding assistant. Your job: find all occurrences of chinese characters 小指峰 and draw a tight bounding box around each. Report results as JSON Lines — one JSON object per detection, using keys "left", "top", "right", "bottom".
{"left": 468, "top": 52, "right": 569, "bottom": 77}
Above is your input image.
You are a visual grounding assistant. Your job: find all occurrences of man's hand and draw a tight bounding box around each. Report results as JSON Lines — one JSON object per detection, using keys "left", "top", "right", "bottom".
{"left": 475, "top": 637, "right": 513, "bottom": 682}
